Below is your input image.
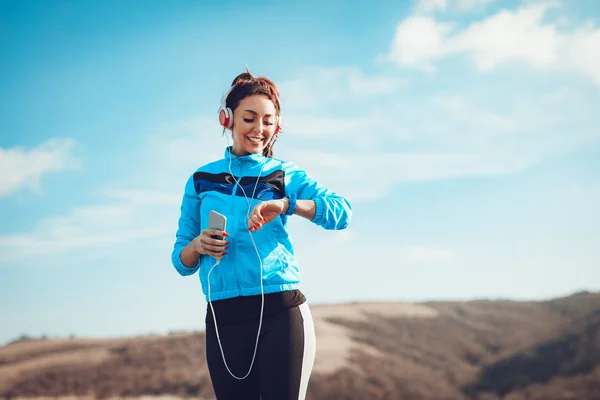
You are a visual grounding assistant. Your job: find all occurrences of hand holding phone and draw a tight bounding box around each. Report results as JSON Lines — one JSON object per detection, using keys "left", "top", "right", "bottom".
{"left": 208, "top": 210, "right": 227, "bottom": 240}
{"left": 193, "top": 210, "right": 229, "bottom": 259}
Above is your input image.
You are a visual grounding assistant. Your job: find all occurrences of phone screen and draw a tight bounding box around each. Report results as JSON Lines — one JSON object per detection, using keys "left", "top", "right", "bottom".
{"left": 208, "top": 210, "right": 227, "bottom": 240}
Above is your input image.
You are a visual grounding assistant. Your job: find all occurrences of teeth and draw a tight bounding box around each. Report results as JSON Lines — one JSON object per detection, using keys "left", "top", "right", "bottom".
{"left": 247, "top": 137, "right": 263, "bottom": 143}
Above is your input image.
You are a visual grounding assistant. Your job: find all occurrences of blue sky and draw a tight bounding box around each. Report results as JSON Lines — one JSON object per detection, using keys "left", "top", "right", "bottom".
{"left": 1, "top": 0, "right": 599, "bottom": 344}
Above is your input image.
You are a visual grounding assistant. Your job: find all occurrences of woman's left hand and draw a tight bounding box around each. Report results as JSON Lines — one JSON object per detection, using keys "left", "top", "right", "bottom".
{"left": 247, "top": 199, "right": 287, "bottom": 231}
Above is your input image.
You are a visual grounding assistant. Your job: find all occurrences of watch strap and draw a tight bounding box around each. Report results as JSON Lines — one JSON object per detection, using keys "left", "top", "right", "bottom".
{"left": 285, "top": 193, "right": 297, "bottom": 216}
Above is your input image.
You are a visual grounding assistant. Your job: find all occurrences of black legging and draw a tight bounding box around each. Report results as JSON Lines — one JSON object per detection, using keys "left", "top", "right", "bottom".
{"left": 205, "top": 301, "right": 316, "bottom": 399}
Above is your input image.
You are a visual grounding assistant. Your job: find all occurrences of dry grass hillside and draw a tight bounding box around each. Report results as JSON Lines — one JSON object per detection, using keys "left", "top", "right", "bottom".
{"left": 1, "top": 291, "right": 599, "bottom": 400}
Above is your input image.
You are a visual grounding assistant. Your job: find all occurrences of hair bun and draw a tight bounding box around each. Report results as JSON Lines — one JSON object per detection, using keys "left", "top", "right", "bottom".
{"left": 231, "top": 68, "right": 255, "bottom": 87}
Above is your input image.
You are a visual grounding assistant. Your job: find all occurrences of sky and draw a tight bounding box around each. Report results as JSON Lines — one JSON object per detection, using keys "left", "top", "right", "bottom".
{"left": 1, "top": 0, "right": 599, "bottom": 345}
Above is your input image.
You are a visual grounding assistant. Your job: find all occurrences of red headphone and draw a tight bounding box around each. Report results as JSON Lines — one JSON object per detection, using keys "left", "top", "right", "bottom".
{"left": 218, "top": 85, "right": 281, "bottom": 135}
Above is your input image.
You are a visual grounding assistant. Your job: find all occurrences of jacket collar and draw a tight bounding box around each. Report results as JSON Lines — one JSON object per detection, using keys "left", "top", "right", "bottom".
{"left": 224, "top": 146, "right": 266, "bottom": 165}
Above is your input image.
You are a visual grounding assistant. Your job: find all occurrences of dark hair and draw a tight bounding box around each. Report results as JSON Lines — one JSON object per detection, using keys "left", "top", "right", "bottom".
{"left": 225, "top": 68, "right": 281, "bottom": 158}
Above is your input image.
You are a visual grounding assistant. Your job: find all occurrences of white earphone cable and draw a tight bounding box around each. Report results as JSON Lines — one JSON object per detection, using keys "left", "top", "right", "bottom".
{"left": 206, "top": 132, "right": 267, "bottom": 380}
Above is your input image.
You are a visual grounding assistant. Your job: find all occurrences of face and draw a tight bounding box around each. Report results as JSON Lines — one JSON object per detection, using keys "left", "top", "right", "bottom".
{"left": 230, "top": 95, "right": 278, "bottom": 156}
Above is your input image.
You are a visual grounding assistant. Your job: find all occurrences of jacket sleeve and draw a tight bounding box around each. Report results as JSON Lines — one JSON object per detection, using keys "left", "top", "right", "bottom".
{"left": 284, "top": 162, "right": 352, "bottom": 230}
{"left": 171, "top": 174, "right": 202, "bottom": 276}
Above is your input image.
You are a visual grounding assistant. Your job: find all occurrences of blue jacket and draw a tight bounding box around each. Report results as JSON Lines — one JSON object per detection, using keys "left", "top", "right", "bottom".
{"left": 171, "top": 147, "right": 352, "bottom": 302}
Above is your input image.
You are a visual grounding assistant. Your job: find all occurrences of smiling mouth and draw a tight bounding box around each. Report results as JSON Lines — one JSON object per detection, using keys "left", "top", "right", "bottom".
{"left": 246, "top": 136, "right": 264, "bottom": 144}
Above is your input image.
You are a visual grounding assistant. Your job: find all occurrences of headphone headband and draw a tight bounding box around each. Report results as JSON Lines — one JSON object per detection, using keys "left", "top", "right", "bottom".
{"left": 220, "top": 85, "right": 236, "bottom": 111}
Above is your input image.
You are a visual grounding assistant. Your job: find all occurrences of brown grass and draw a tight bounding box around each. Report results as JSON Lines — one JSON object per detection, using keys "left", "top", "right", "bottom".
{"left": 1, "top": 291, "right": 599, "bottom": 400}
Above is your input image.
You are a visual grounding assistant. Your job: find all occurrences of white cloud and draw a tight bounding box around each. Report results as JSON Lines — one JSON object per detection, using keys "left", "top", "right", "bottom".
{"left": 283, "top": 148, "right": 536, "bottom": 202}
{"left": 417, "top": 0, "right": 448, "bottom": 13}
{"left": 0, "top": 189, "right": 178, "bottom": 262}
{"left": 278, "top": 73, "right": 599, "bottom": 202}
{"left": 0, "top": 138, "right": 80, "bottom": 197}
{"left": 325, "top": 228, "right": 358, "bottom": 245}
{"left": 0, "top": 117, "right": 226, "bottom": 263}
{"left": 380, "top": 16, "right": 456, "bottom": 72}
{"left": 143, "top": 116, "right": 229, "bottom": 191}
{"left": 387, "top": 2, "right": 600, "bottom": 86}
{"left": 0, "top": 227, "right": 168, "bottom": 262}
{"left": 405, "top": 246, "right": 454, "bottom": 263}
{"left": 282, "top": 114, "right": 379, "bottom": 139}
{"left": 416, "top": 0, "right": 495, "bottom": 14}
{"left": 456, "top": 0, "right": 495, "bottom": 12}
{"left": 278, "top": 66, "right": 405, "bottom": 111}
{"left": 457, "top": 2, "right": 562, "bottom": 70}
{"left": 563, "top": 23, "right": 600, "bottom": 86}
{"left": 427, "top": 94, "right": 516, "bottom": 137}
{"left": 99, "top": 188, "right": 181, "bottom": 206}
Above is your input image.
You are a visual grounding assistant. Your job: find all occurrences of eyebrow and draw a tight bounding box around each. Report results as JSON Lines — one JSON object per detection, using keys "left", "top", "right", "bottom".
{"left": 244, "top": 109, "right": 274, "bottom": 117}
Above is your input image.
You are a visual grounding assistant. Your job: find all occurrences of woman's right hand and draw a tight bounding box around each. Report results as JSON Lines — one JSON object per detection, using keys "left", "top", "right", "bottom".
{"left": 193, "top": 229, "right": 229, "bottom": 258}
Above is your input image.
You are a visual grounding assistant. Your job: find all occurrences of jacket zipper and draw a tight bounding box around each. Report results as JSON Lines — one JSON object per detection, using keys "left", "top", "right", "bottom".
{"left": 231, "top": 157, "right": 242, "bottom": 293}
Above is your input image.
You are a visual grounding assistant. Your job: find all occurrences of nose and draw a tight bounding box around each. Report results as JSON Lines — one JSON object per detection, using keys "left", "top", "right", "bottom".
{"left": 255, "top": 120, "right": 264, "bottom": 133}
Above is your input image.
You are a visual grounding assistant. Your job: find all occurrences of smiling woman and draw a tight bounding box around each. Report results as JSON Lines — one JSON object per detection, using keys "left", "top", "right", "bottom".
{"left": 170, "top": 68, "right": 352, "bottom": 399}
{"left": 218, "top": 69, "right": 283, "bottom": 158}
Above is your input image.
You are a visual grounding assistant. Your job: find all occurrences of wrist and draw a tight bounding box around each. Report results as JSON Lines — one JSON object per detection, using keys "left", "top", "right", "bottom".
{"left": 284, "top": 193, "right": 297, "bottom": 216}
{"left": 280, "top": 198, "right": 290, "bottom": 215}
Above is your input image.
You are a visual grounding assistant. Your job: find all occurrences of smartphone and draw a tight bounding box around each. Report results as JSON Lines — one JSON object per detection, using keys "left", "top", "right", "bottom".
{"left": 208, "top": 210, "right": 227, "bottom": 240}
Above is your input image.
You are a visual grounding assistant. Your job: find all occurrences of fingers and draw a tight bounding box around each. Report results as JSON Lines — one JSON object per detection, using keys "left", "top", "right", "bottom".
{"left": 248, "top": 213, "right": 264, "bottom": 231}
{"left": 200, "top": 229, "right": 229, "bottom": 258}
{"left": 206, "top": 249, "right": 227, "bottom": 259}
{"left": 205, "top": 229, "right": 229, "bottom": 241}
{"left": 247, "top": 200, "right": 285, "bottom": 231}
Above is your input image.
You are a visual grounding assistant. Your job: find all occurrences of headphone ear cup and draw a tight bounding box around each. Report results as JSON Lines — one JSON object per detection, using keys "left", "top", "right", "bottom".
{"left": 218, "top": 85, "right": 236, "bottom": 130}
{"left": 218, "top": 108, "right": 228, "bottom": 128}
{"left": 219, "top": 107, "right": 234, "bottom": 129}
{"left": 274, "top": 114, "right": 282, "bottom": 135}
{"left": 225, "top": 107, "right": 234, "bottom": 129}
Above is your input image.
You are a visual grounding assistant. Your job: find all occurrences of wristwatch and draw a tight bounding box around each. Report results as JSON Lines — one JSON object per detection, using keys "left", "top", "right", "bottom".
{"left": 285, "top": 193, "right": 297, "bottom": 216}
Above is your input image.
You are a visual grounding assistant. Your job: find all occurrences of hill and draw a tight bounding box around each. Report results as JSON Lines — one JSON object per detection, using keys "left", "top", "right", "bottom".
{"left": 1, "top": 291, "right": 599, "bottom": 399}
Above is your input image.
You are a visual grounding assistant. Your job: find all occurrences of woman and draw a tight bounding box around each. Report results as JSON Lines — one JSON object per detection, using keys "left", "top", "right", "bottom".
{"left": 171, "top": 69, "right": 352, "bottom": 399}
